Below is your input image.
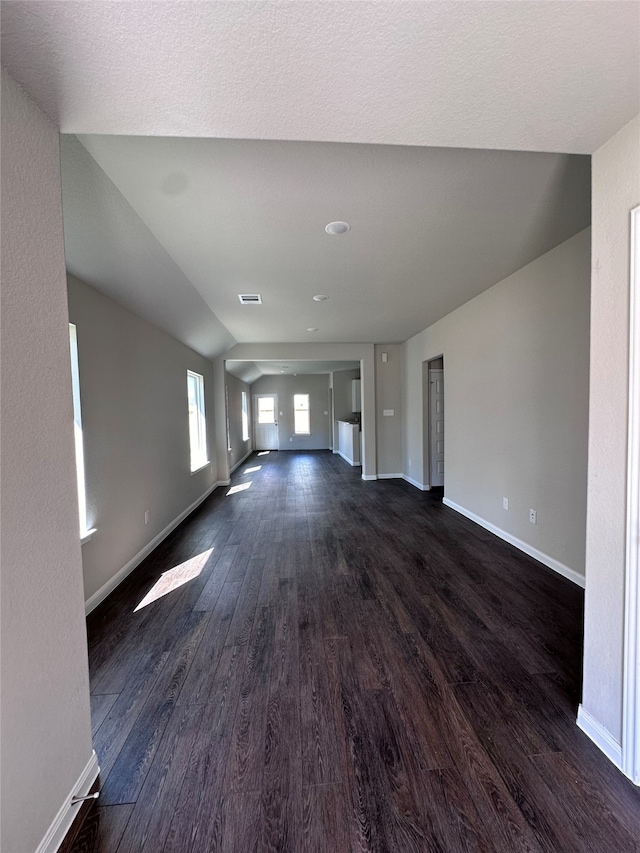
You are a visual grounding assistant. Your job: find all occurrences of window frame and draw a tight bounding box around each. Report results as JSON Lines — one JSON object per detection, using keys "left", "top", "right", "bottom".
{"left": 241, "top": 390, "right": 250, "bottom": 442}
{"left": 69, "top": 324, "right": 95, "bottom": 542}
{"left": 187, "top": 369, "right": 209, "bottom": 473}
{"left": 293, "top": 393, "right": 311, "bottom": 435}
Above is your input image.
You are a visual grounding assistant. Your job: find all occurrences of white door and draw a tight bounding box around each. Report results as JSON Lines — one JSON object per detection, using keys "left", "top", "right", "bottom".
{"left": 429, "top": 370, "right": 444, "bottom": 486}
{"left": 254, "top": 394, "right": 279, "bottom": 450}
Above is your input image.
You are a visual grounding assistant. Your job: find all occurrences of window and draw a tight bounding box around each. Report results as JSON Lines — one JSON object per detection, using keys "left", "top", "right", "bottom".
{"left": 294, "top": 394, "right": 310, "bottom": 434}
{"left": 258, "top": 396, "right": 275, "bottom": 424}
{"left": 69, "top": 324, "right": 93, "bottom": 540}
{"left": 242, "top": 391, "right": 249, "bottom": 441}
{"left": 187, "top": 370, "right": 208, "bottom": 471}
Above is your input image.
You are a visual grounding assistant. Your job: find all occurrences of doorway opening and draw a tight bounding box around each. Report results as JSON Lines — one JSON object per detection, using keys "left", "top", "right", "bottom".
{"left": 623, "top": 204, "right": 640, "bottom": 784}
{"left": 423, "top": 356, "right": 444, "bottom": 492}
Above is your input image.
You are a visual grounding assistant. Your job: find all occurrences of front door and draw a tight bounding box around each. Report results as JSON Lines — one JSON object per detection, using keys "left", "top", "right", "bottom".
{"left": 254, "top": 394, "right": 279, "bottom": 450}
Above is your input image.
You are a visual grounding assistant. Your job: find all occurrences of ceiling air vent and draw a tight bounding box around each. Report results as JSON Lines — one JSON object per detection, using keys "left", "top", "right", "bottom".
{"left": 238, "top": 294, "right": 262, "bottom": 305}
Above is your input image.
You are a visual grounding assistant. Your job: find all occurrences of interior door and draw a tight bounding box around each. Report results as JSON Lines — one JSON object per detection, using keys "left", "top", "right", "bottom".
{"left": 429, "top": 369, "right": 444, "bottom": 486}
{"left": 254, "top": 394, "right": 279, "bottom": 450}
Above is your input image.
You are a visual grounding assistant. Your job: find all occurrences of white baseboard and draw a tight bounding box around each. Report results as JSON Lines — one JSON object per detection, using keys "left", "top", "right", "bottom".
{"left": 36, "top": 751, "right": 99, "bottom": 853}
{"left": 377, "top": 473, "right": 403, "bottom": 480}
{"left": 336, "top": 449, "right": 360, "bottom": 467}
{"left": 85, "top": 481, "right": 225, "bottom": 614}
{"left": 577, "top": 705, "right": 623, "bottom": 769}
{"left": 402, "top": 474, "right": 430, "bottom": 491}
{"left": 230, "top": 448, "right": 253, "bottom": 474}
{"left": 362, "top": 474, "right": 377, "bottom": 481}
{"left": 442, "top": 498, "right": 585, "bottom": 589}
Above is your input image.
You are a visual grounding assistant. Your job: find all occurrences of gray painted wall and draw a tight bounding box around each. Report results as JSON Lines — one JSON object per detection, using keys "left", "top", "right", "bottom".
{"left": 582, "top": 115, "right": 640, "bottom": 742}
{"left": 375, "top": 345, "right": 403, "bottom": 476}
{"left": 403, "top": 228, "right": 590, "bottom": 578}
{"left": 226, "top": 370, "right": 253, "bottom": 471}
{"left": 1, "top": 71, "right": 94, "bottom": 853}
{"left": 67, "top": 275, "right": 219, "bottom": 603}
{"left": 216, "top": 344, "right": 376, "bottom": 478}
{"left": 251, "top": 373, "right": 332, "bottom": 450}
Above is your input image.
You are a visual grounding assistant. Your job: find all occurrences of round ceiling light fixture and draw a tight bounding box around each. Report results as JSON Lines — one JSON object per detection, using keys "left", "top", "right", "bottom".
{"left": 313, "top": 295, "right": 329, "bottom": 302}
{"left": 325, "top": 221, "right": 350, "bottom": 235}
{"left": 307, "top": 327, "right": 319, "bottom": 332}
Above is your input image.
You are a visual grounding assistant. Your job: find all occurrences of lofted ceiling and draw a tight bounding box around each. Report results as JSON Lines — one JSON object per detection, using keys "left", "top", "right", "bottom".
{"left": 67, "top": 134, "right": 591, "bottom": 351}
{"left": 2, "top": 2, "right": 638, "bottom": 367}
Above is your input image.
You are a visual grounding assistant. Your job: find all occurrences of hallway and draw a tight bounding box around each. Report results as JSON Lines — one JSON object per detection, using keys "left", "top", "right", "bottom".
{"left": 71, "top": 451, "right": 640, "bottom": 852}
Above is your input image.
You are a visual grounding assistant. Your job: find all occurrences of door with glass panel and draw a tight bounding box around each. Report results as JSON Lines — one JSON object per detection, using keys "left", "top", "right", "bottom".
{"left": 253, "top": 394, "right": 279, "bottom": 449}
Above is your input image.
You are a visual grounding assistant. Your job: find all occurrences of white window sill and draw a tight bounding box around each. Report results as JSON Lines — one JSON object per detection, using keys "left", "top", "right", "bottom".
{"left": 81, "top": 528, "right": 97, "bottom": 545}
{"left": 190, "top": 461, "right": 210, "bottom": 476}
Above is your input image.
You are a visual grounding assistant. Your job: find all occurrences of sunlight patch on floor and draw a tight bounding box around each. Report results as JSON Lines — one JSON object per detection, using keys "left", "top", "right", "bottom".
{"left": 227, "top": 481, "right": 252, "bottom": 495}
{"left": 243, "top": 465, "right": 261, "bottom": 474}
{"left": 134, "top": 548, "right": 213, "bottom": 612}
{"left": 257, "top": 451, "right": 270, "bottom": 456}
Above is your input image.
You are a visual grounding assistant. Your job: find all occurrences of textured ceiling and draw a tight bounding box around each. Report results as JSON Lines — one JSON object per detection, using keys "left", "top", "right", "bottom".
{"left": 2, "top": 1, "right": 634, "bottom": 360}
{"left": 2, "top": 1, "right": 638, "bottom": 154}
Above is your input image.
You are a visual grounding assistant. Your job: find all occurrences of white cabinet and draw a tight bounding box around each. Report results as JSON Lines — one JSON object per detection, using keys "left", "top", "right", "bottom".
{"left": 337, "top": 420, "right": 361, "bottom": 466}
{"left": 352, "top": 379, "right": 361, "bottom": 412}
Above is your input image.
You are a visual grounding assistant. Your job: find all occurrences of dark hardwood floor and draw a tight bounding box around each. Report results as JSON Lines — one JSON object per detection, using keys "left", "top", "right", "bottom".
{"left": 71, "top": 450, "right": 640, "bottom": 852}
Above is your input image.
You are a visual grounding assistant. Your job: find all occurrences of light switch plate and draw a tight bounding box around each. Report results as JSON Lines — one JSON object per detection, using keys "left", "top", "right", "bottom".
{"left": 383, "top": 409, "right": 394, "bottom": 416}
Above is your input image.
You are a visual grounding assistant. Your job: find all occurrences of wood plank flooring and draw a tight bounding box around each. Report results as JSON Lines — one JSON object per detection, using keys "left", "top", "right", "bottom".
{"left": 71, "top": 450, "right": 640, "bottom": 852}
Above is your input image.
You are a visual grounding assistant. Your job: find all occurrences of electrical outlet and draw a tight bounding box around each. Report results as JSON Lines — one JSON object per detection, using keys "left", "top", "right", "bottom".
{"left": 290, "top": 436, "right": 293, "bottom": 442}
{"left": 503, "top": 497, "right": 508, "bottom": 510}
{"left": 144, "top": 510, "right": 150, "bottom": 525}
{"left": 529, "top": 508, "right": 537, "bottom": 524}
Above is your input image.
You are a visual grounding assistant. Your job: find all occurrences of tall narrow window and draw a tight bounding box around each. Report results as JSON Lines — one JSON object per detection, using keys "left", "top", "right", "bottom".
{"left": 187, "top": 370, "right": 208, "bottom": 471}
{"left": 69, "top": 324, "right": 91, "bottom": 539}
{"left": 241, "top": 391, "right": 249, "bottom": 441}
{"left": 294, "top": 394, "right": 310, "bottom": 434}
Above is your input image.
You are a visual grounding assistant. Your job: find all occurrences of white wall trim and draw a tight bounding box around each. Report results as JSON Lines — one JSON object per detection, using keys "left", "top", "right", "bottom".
{"left": 377, "top": 473, "right": 403, "bottom": 479}
{"left": 84, "top": 481, "right": 225, "bottom": 614}
{"left": 442, "top": 498, "right": 585, "bottom": 589}
{"left": 36, "top": 751, "right": 99, "bottom": 853}
{"left": 623, "top": 204, "right": 640, "bottom": 785}
{"left": 336, "top": 448, "right": 360, "bottom": 467}
{"left": 577, "top": 705, "right": 623, "bottom": 770}
{"left": 362, "top": 474, "right": 377, "bottom": 481}
{"left": 230, "top": 448, "right": 254, "bottom": 474}
{"left": 402, "top": 474, "right": 430, "bottom": 491}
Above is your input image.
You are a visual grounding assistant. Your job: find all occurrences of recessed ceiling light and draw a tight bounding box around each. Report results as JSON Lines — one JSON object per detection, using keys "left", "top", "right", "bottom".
{"left": 307, "top": 327, "right": 319, "bottom": 332}
{"left": 325, "top": 221, "right": 350, "bottom": 235}
{"left": 313, "top": 295, "right": 329, "bottom": 301}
